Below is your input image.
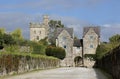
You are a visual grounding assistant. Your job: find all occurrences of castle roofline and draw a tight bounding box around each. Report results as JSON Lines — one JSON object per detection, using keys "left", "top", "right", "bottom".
{"left": 55, "top": 27, "right": 74, "bottom": 39}
{"left": 29, "top": 22, "right": 44, "bottom": 28}
{"left": 83, "top": 26, "right": 100, "bottom": 37}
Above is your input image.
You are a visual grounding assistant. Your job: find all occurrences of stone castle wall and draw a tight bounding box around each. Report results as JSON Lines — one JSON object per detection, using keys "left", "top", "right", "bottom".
{"left": 30, "top": 26, "right": 46, "bottom": 41}
{"left": 30, "top": 15, "right": 49, "bottom": 41}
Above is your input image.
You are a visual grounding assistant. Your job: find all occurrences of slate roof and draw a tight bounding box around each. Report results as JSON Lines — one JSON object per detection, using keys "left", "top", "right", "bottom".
{"left": 83, "top": 26, "right": 100, "bottom": 37}
{"left": 73, "top": 39, "right": 83, "bottom": 47}
{"left": 55, "top": 28, "right": 73, "bottom": 38}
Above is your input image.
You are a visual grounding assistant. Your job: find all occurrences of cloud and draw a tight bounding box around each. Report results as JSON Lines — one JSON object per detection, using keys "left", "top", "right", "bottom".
{"left": 0, "top": 12, "right": 120, "bottom": 42}
{"left": 0, "top": 12, "right": 89, "bottom": 39}
{"left": 0, "top": 0, "right": 106, "bottom": 11}
{"left": 0, "top": 12, "right": 44, "bottom": 39}
{"left": 49, "top": 14, "right": 90, "bottom": 38}
{"left": 101, "top": 24, "right": 120, "bottom": 42}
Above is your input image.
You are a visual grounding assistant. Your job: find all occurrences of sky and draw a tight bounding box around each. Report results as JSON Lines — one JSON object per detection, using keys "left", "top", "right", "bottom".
{"left": 0, "top": 0, "right": 120, "bottom": 42}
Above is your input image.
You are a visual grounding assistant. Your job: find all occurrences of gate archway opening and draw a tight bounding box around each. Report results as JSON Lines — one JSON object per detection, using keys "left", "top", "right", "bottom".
{"left": 74, "top": 56, "right": 83, "bottom": 67}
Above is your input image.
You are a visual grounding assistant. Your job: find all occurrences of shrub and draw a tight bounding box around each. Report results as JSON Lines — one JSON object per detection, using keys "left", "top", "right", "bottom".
{"left": 45, "top": 46, "right": 66, "bottom": 60}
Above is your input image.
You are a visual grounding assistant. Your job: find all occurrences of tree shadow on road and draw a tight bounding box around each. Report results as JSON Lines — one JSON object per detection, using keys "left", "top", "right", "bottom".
{"left": 93, "top": 68, "right": 112, "bottom": 79}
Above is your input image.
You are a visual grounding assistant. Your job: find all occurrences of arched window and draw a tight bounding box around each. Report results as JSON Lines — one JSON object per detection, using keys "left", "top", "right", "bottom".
{"left": 64, "top": 45, "right": 66, "bottom": 48}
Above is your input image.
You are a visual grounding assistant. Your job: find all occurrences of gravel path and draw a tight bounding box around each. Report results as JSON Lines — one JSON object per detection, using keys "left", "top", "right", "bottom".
{"left": 3, "top": 67, "right": 108, "bottom": 79}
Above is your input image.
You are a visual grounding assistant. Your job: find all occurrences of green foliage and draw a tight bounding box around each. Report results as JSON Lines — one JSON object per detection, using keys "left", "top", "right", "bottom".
{"left": 48, "top": 20, "right": 64, "bottom": 45}
{"left": 3, "top": 33, "right": 16, "bottom": 45}
{"left": 109, "top": 34, "right": 120, "bottom": 43}
{"left": 32, "top": 43, "right": 46, "bottom": 55}
{"left": 109, "top": 34, "right": 120, "bottom": 49}
{"left": 0, "top": 28, "right": 5, "bottom": 45}
{"left": 11, "top": 28, "right": 23, "bottom": 40}
{"left": 0, "top": 28, "right": 23, "bottom": 45}
{"left": 74, "top": 36, "right": 78, "bottom": 40}
{"left": 45, "top": 46, "right": 66, "bottom": 60}
{"left": 96, "top": 43, "right": 108, "bottom": 59}
{"left": 39, "top": 37, "right": 48, "bottom": 46}
{"left": 29, "top": 38, "right": 48, "bottom": 55}
{"left": 49, "top": 20, "right": 64, "bottom": 29}
{"left": 96, "top": 34, "right": 120, "bottom": 60}
{"left": 4, "top": 45, "right": 19, "bottom": 52}
{"left": 0, "top": 28, "right": 5, "bottom": 35}
{"left": 84, "top": 54, "right": 96, "bottom": 60}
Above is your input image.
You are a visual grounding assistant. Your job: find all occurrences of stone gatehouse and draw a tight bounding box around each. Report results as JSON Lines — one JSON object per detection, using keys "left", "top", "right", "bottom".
{"left": 29, "top": 15, "right": 100, "bottom": 67}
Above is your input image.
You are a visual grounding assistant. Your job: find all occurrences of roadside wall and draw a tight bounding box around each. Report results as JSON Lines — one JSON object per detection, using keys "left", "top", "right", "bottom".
{"left": 95, "top": 46, "right": 120, "bottom": 79}
{"left": 0, "top": 54, "right": 60, "bottom": 76}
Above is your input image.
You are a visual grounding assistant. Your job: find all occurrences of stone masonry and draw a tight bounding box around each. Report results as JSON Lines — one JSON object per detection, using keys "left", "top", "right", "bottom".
{"left": 83, "top": 27, "right": 100, "bottom": 67}
{"left": 30, "top": 15, "right": 49, "bottom": 41}
{"left": 55, "top": 28, "right": 74, "bottom": 66}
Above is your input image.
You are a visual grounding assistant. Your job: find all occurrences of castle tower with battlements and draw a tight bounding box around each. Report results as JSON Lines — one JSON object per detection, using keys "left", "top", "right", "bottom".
{"left": 29, "top": 15, "right": 49, "bottom": 41}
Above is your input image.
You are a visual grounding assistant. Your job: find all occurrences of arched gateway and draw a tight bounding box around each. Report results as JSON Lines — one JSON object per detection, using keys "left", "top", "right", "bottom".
{"left": 74, "top": 56, "right": 83, "bottom": 67}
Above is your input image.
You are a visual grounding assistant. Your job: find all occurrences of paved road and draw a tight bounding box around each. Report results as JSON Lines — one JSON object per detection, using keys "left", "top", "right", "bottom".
{"left": 4, "top": 67, "right": 108, "bottom": 79}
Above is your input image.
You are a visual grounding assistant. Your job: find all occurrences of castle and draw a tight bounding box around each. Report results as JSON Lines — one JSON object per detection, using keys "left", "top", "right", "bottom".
{"left": 29, "top": 15, "right": 100, "bottom": 67}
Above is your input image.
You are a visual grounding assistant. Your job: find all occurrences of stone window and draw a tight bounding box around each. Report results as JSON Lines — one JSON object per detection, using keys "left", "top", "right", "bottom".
{"left": 36, "top": 36, "right": 39, "bottom": 40}
{"left": 90, "top": 45, "right": 93, "bottom": 48}
{"left": 39, "top": 31, "right": 41, "bottom": 34}
{"left": 90, "top": 36, "right": 93, "bottom": 39}
{"left": 34, "top": 30, "right": 36, "bottom": 34}
{"left": 62, "top": 37, "right": 66, "bottom": 41}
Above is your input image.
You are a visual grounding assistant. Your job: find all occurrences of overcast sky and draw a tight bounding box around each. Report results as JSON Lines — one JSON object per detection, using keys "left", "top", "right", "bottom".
{"left": 0, "top": 0, "right": 120, "bottom": 42}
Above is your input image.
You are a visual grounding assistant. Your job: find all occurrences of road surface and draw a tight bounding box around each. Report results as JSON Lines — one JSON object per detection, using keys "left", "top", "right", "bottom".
{"left": 3, "top": 67, "right": 108, "bottom": 79}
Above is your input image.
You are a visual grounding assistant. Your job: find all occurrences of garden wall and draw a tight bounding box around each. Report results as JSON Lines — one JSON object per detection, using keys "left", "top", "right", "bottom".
{"left": 0, "top": 54, "right": 60, "bottom": 76}
{"left": 95, "top": 45, "right": 120, "bottom": 79}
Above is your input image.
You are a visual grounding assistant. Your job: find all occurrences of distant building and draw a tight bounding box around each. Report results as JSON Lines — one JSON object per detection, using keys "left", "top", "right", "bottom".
{"left": 29, "top": 15, "right": 49, "bottom": 41}
{"left": 29, "top": 15, "right": 100, "bottom": 67}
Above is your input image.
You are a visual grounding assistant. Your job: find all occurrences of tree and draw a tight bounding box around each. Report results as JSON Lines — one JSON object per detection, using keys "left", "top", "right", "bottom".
{"left": 48, "top": 20, "right": 64, "bottom": 45}
{"left": 109, "top": 34, "right": 120, "bottom": 42}
{"left": 0, "top": 28, "right": 5, "bottom": 45}
{"left": 74, "top": 36, "right": 78, "bottom": 40}
{"left": 95, "top": 34, "right": 120, "bottom": 60}
{"left": 109, "top": 34, "right": 120, "bottom": 49}
{"left": 39, "top": 37, "right": 48, "bottom": 46}
{"left": 49, "top": 20, "right": 64, "bottom": 29}
{"left": 95, "top": 43, "right": 108, "bottom": 59}
{"left": 45, "top": 46, "right": 66, "bottom": 60}
{"left": 0, "top": 28, "right": 5, "bottom": 35}
{"left": 3, "top": 33, "right": 16, "bottom": 45}
{"left": 11, "top": 28, "right": 23, "bottom": 41}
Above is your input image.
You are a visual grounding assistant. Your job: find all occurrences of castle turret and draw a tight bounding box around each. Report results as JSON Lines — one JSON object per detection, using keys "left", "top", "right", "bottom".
{"left": 43, "top": 15, "right": 49, "bottom": 26}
